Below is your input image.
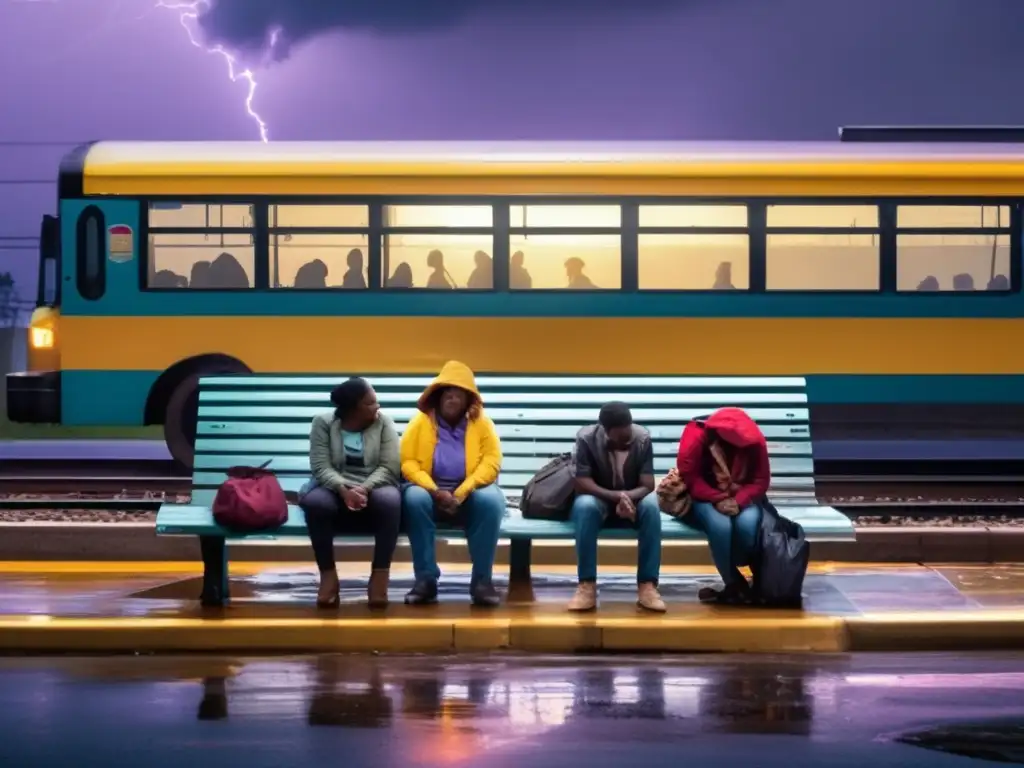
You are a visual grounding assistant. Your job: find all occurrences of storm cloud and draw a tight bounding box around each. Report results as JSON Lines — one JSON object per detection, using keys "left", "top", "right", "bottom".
{"left": 193, "top": 0, "right": 702, "bottom": 61}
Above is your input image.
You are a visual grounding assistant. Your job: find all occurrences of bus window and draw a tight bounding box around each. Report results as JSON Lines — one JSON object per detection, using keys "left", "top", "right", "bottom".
{"left": 639, "top": 234, "right": 749, "bottom": 290}
{"left": 382, "top": 205, "right": 493, "bottom": 289}
{"left": 146, "top": 202, "right": 255, "bottom": 289}
{"left": 896, "top": 205, "right": 1012, "bottom": 291}
{"left": 37, "top": 214, "right": 59, "bottom": 307}
{"left": 765, "top": 204, "right": 880, "bottom": 290}
{"left": 509, "top": 205, "right": 620, "bottom": 290}
{"left": 76, "top": 206, "right": 106, "bottom": 301}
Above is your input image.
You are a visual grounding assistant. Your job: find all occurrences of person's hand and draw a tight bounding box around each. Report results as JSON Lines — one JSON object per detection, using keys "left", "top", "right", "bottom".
{"left": 433, "top": 490, "right": 458, "bottom": 515}
{"left": 341, "top": 486, "right": 367, "bottom": 510}
{"left": 715, "top": 498, "right": 740, "bottom": 516}
{"left": 615, "top": 493, "right": 636, "bottom": 521}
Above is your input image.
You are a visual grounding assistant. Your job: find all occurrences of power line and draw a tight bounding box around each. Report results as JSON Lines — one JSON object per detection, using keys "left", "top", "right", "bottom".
{"left": 0, "top": 180, "right": 54, "bottom": 185}
{"left": 0, "top": 237, "right": 39, "bottom": 242}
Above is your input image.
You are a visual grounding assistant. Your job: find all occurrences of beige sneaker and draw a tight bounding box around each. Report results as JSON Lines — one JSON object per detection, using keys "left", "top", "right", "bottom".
{"left": 637, "top": 582, "right": 666, "bottom": 613}
{"left": 568, "top": 582, "right": 598, "bottom": 612}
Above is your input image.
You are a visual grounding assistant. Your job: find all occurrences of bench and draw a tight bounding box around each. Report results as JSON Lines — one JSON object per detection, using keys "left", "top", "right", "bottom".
{"left": 155, "top": 374, "right": 855, "bottom": 606}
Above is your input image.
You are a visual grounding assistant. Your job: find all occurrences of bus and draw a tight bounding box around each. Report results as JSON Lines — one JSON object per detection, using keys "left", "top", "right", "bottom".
{"left": 6, "top": 139, "right": 1024, "bottom": 467}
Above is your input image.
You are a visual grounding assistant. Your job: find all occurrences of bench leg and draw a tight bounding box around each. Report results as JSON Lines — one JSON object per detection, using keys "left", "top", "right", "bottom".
{"left": 506, "top": 538, "right": 535, "bottom": 603}
{"left": 199, "top": 535, "right": 229, "bottom": 607}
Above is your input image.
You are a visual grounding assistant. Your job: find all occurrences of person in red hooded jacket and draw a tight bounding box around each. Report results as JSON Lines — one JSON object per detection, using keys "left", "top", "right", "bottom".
{"left": 676, "top": 407, "right": 770, "bottom": 604}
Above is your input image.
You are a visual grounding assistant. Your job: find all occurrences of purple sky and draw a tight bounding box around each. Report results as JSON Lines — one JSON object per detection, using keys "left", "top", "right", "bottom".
{"left": 4, "top": 0, "right": 1024, "bottom": 298}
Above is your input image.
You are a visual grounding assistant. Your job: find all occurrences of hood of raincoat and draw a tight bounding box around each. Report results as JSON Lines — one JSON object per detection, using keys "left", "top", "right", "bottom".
{"left": 416, "top": 360, "right": 483, "bottom": 417}
{"left": 705, "top": 407, "right": 766, "bottom": 449}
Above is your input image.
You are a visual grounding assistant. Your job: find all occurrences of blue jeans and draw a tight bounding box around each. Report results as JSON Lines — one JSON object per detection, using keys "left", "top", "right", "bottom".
{"left": 403, "top": 484, "right": 505, "bottom": 585}
{"left": 685, "top": 501, "right": 762, "bottom": 585}
{"left": 571, "top": 493, "right": 662, "bottom": 584}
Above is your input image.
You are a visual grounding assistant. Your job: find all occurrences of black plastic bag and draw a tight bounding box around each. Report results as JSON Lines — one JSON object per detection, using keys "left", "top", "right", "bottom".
{"left": 751, "top": 500, "right": 810, "bottom": 608}
{"left": 520, "top": 453, "right": 576, "bottom": 521}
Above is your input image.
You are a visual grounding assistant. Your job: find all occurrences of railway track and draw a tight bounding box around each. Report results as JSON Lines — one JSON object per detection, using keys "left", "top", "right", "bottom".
{"left": 0, "top": 459, "right": 1021, "bottom": 516}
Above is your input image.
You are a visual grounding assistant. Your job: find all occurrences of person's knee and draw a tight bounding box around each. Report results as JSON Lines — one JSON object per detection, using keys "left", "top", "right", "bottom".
{"left": 299, "top": 487, "right": 337, "bottom": 519}
{"left": 465, "top": 484, "right": 505, "bottom": 524}
{"left": 735, "top": 505, "right": 762, "bottom": 538}
{"left": 636, "top": 494, "right": 662, "bottom": 531}
{"left": 692, "top": 501, "right": 730, "bottom": 537}
{"left": 369, "top": 485, "right": 402, "bottom": 521}
{"left": 572, "top": 494, "right": 604, "bottom": 520}
{"left": 402, "top": 485, "right": 434, "bottom": 519}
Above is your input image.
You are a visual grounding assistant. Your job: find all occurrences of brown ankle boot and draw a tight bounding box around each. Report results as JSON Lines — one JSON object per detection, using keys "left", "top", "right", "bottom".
{"left": 367, "top": 568, "right": 390, "bottom": 608}
{"left": 317, "top": 570, "right": 340, "bottom": 608}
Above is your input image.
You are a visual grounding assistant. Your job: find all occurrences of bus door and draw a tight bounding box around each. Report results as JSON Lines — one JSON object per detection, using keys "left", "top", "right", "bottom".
{"left": 60, "top": 199, "right": 141, "bottom": 314}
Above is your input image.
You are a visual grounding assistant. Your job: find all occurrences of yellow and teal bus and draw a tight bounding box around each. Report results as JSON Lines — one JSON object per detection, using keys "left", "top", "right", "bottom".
{"left": 6, "top": 139, "right": 1024, "bottom": 466}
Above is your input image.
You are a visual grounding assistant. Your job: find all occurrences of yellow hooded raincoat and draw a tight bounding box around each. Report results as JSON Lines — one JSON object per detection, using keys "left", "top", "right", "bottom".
{"left": 399, "top": 360, "right": 503, "bottom": 502}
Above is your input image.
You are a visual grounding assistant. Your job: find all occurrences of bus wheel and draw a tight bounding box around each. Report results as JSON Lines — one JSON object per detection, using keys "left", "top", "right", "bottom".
{"left": 164, "top": 373, "right": 204, "bottom": 471}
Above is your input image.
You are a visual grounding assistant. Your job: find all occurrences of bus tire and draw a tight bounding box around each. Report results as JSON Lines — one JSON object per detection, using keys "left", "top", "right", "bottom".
{"left": 164, "top": 373, "right": 204, "bottom": 471}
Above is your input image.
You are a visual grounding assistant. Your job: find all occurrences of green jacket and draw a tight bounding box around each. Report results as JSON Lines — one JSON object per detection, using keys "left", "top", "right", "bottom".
{"left": 308, "top": 410, "right": 401, "bottom": 492}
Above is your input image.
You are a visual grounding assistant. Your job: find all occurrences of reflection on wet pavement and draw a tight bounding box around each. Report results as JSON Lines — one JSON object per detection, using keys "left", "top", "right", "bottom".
{"left": 1, "top": 653, "right": 1024, "bottom": 766}
{"left": 4, "top": 563, "right": 1024, "bottom": 619}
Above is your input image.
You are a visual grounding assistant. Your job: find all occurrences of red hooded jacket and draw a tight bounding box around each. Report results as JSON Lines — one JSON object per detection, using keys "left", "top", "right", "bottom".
{"left": 676, "top": 407, "right": 770, "bottom": 507}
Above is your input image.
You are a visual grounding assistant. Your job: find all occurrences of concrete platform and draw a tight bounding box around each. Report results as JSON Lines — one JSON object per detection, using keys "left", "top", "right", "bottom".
{"left": 1, "top": 561, "right": 1023, "bottom": 654}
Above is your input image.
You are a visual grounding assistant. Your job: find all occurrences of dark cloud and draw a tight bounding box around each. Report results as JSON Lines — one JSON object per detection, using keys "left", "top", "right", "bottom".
{"left": 196, "top": 0, "right": 697, "bottom": 61}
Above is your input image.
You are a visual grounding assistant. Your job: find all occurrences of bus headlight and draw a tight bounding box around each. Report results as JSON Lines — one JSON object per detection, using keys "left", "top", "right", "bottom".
{"left": 30, "top": 326, "right": 55, "bottom": 349}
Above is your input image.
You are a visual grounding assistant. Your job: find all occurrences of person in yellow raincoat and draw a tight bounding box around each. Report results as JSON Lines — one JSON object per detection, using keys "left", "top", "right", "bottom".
{"left": 400, "top": 360, "right": 504, "bottom": 607}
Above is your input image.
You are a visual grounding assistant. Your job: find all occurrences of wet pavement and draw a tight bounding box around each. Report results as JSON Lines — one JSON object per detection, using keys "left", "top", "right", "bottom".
{"left": 0, "top": 652, "right": 1023, "bottom": 766}
{"left": 1, "top": 562, "right": 1023, "bottom": 618}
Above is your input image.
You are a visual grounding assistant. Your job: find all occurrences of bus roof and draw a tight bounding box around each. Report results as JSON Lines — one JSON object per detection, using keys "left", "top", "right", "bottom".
{"left": 64, "top": 140, "right": 1024, "bottom": 198}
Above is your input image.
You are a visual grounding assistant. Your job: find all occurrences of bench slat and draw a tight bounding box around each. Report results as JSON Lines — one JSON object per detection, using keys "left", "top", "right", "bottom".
{"left": 155, "top": 503, "right": 854, "bottom": 542}
{"left": 199, "top": 390, "right": 808, "bottom": 406}
{"left": 200, "top": 375, "right": 811, "bottom": 390}
{"left": 196, "top": 421, "right": 812, "bottom": 440}
{"left": 197, "top": 406, "right": 811, "bottom": 422}
{"left": 193, "top": 438, "right": 814, "bottom": 457}
{"left": 190, "top": 453, "right": 816, "bottom": 476}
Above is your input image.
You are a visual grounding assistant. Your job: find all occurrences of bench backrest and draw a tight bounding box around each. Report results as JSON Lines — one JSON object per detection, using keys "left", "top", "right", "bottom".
{"left": 189, "top": 375, "right": 817, "bottom": 508}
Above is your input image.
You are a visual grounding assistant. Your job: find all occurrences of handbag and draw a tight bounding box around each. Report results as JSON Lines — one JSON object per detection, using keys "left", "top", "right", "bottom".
{"left": 520, "top": 453, "right": 576, "bottom": 521}
{"left": 212, "top": 460, "right": 289, "bottom": 532}
{"left": 655, "top": 467, "right": 692, "bottom": 518}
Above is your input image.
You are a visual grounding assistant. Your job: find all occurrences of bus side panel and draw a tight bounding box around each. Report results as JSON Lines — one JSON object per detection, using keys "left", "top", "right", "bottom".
{"left": 60, "top": 199, "right": 148, "bottom": 425}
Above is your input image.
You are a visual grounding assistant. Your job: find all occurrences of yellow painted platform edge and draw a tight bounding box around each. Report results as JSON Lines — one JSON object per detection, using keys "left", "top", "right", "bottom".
{"left": 2, "top": 611, "right": 1022, "bottom": 653}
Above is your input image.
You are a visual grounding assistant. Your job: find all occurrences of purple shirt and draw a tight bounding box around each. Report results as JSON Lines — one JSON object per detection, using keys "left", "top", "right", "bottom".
{"left": 433, "top": 417, "right": 467, "bottom": 491}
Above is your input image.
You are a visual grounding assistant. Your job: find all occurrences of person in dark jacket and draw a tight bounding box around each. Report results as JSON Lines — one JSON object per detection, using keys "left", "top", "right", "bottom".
{"left": 568, "top": 402, "right": 665, "bottom": 613}
{"left": 676, "top": 407, "right": 770, "bottom": 604}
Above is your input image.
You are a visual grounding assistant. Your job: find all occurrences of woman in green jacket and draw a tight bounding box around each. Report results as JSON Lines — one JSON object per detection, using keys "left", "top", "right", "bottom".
{"left": 298, "top": 377, "right": 401, "bottom": 609}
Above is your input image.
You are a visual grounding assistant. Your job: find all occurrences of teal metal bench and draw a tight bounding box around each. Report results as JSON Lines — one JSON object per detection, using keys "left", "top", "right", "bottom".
{"left": 155, "top": 375, "right": 855, "bottom": 606}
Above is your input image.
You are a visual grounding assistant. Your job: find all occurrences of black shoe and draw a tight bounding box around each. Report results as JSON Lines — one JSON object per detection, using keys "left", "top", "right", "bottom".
{"left": 404, "top": 579, "right": 438, "bottom": 606}
{"left": 699, "top": 580, "right": 751, "bottom": 605}
{"left": 470, "top": 581, "right": 501, "bottom": 608}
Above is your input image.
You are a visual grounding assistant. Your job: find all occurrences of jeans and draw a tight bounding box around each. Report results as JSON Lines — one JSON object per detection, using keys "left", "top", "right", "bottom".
{"left": 685, "top": 501, "right": 762, "bottom": 585}
{"left": 299, "top": 485, "right": 402, "bottom": 572}
{"left": 403, "top": 484, "right": 505, "bottom": 585}
{"left": 571, "top": 493, "right": 662, "bottom": 584}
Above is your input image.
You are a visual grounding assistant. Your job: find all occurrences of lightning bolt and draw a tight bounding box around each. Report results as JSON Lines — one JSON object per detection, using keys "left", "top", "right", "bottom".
{"left": 155, "top": 0, "right": 274, "bottom": 142}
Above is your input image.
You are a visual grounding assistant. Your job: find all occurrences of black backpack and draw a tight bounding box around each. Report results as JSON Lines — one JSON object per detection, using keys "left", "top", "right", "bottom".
{"left": 519, "top": 453, "right": 576, "bottom": 521}
{"left": 751, "top": 500, "right": 810, "bottom": 608}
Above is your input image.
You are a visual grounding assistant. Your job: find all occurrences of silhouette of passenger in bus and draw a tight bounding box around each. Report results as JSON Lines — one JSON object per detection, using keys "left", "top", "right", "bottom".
{"left": 209, "top": 251, "right": 250, "bottom": 288}
{"left": 467, "top": 250, "right": 493, "bottom": 289}
{"left": 510, "top": 250, "right": 532, "bottom": 290}
{"left": 152, "top": 269, "right": 185, "bottom": 288}
{"left": 294, "top": 259, "right": 328, "bottom": 288}
{"left": 915, "top": 276, "right": 940, "bottom": 291}
{"left": 952, "top": 273, "right": 975, "bottom": 291}
{"left": 189, "top": 260, "right": 212, "bottom": 289}
{"left": 341, "top": 249, "right": 367, "bottom": 289}
{"left": 388, "top": 262, "right": 414, "bottom": 288}
{"left": 987, "top": 274, "right": 1009, "bottom": 291}
{"left": 565, "top": 257, "right": 595, "bottom": 289}
{"left": 426, "top": 249, "right": 455, "bottom": 289}
{"left": 713, "top": 261, "right": 736, "bottom": 290}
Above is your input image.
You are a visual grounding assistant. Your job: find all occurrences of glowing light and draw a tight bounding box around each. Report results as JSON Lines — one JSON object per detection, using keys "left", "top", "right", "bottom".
{"left": 155, "top": 0, "right": 274, "bottom": 142}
